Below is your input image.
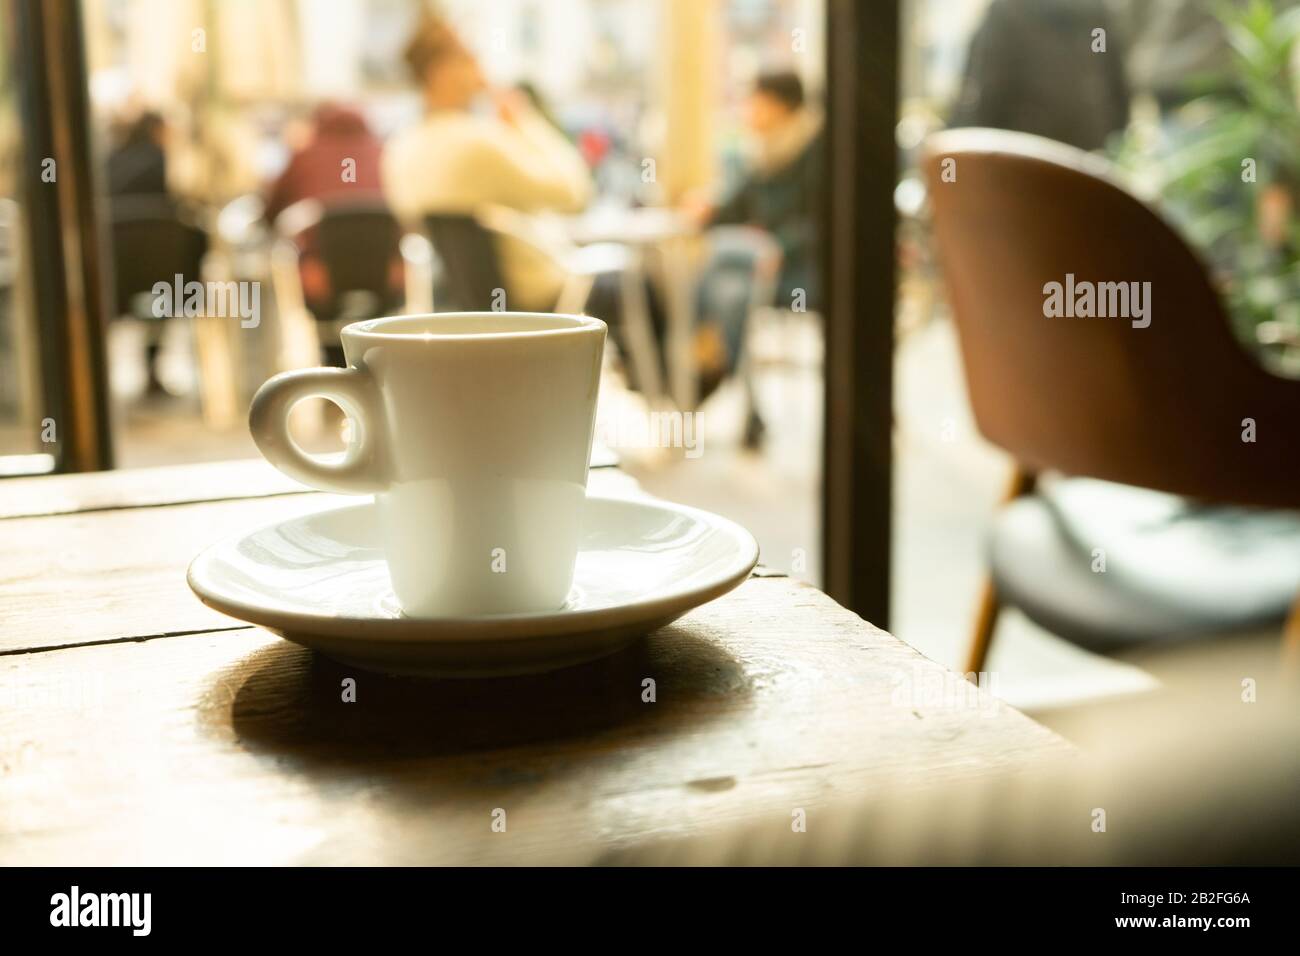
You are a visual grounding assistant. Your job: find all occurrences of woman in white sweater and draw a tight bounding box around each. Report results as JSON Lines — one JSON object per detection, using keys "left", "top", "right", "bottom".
{"left": 382, "top": 16, "right": 592, "bottom": 312}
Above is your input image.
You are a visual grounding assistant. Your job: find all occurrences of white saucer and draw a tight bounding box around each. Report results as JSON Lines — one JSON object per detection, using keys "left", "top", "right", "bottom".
{"left": 187, "top": 495, "right": 758, "bottom": 677}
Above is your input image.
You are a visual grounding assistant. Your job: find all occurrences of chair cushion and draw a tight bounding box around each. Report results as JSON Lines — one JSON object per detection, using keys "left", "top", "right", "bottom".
{"left": 989, "top": 479, "right": 1300, "bottom": 652}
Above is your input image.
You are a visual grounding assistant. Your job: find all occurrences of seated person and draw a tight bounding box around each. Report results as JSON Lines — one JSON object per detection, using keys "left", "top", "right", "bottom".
{"left": 686, "top": 71, "right": 824, "bottom": 393}
{"left": 108, "top": 111, "right": 170, "bottom": 203}
{"left": 382, "top": 15, "right": 592, "bottom": 312}
{"left": 107, "top": 110, "right": 178, "bottom": 395}
{"left": 265, "top": 104, "right": 399, "bottom": 353}
{"left": 265, "top": 103, "right": 385, "bottom": 222}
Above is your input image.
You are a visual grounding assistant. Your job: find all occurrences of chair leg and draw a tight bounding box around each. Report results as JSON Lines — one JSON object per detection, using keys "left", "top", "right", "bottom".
{"left": 735, "top": 309, "right": 763, "bottom": 447}
{"left": 962, "top": 466, "right": 1036, "bottom": 680}
{"left": 658, "top": 239, "right": 697, "bottom": 411}
{"left": 964, "top": 576, "right": 1001, "bottom": 676}
{"left": 618, "top": 262, "right": 666, "bottom": 405}
{"left": 1284, "top": 589, "right": 1300, "bottom": 671}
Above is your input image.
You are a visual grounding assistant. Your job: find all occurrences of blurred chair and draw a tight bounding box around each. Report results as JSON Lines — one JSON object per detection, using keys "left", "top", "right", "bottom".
{"left": 110, "top": 197, "right": 208, "bottom": 324}
{"left": 921, "top": 128, "right": 1300, "bottom": 672}
{"left": 109, "top": 197, "right": 240, "bottom": 426}
{"left": 272, "top": 198, "right": 433, "bottom": 369}
{"left": 213, "top": 194, "right": 281, "bottom": 392}
{"left": 424, "top": 214, "right": 508, "bottom": 312}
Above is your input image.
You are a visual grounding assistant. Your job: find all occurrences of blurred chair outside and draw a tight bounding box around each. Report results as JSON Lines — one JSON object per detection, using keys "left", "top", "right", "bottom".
{"left": 423, "top": 213, "right": 508, "bottom": 314}
{"left": 106, "top": 196, "right": 247, "bottom": 427}
{"left": 268, "top": 198, "right": 434, "bottom": 447}
{"left": 270, "top": 197, "right": 433, "bottom": 368}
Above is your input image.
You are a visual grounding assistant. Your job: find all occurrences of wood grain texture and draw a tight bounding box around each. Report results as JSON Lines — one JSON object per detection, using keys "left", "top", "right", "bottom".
{"left": 0, "top": 464, "right": 1072, "bottom": 865}
{"left": 0, "top": 470, "right": 645, "bottom": 655}
{"left": 0, "top": 493, "right": 341, "bottom": 652}
{"left": 0, "top": 575, "right": 1071, "bottom": 865}
{"left": 0, "top": 458, "right": 309, "bottom": 520}
{"left": 0, "top": 455, "right": 625, "bottom": 521}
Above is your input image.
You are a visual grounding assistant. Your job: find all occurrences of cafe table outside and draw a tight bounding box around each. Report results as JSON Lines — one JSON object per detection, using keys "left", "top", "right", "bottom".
{"left": 0, "top": 459, "right": 1072, "bottom": 865}
{"left": 557, "top": 205, "right": 701, "bottom": 411}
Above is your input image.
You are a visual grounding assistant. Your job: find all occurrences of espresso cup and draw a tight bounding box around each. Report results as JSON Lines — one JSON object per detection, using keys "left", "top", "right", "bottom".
{"left": 249, "top": 312, "right": 606, "bottom": 617}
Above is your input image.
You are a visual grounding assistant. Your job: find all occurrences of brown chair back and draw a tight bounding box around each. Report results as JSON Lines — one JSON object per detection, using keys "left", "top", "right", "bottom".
{"left": 923, "top": 128, "right": 1300, "bottom": 509}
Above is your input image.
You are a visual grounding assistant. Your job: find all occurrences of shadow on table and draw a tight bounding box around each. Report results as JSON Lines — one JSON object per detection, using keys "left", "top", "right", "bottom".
{"left": 203, "top": 624, "right": 752, "bottom": 767}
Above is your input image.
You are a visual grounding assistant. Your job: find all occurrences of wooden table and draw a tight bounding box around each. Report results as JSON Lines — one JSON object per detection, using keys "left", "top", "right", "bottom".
{"left": 0, "top": 460, "right": 1071, "bottom": 865}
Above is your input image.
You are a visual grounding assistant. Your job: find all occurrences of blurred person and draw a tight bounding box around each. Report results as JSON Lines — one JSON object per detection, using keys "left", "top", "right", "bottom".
{"left": 685, "top": 70, "right": 824, "bottom": 410}
{"left": 691, "top": 70, "right": 823, "bottom": 311}
{"left": 515, "top": 81, "right": 565, "bottom": 140}
{"left": 382, "top": 14, "right": 592, "bottom": 312}
{"left": 951, "top": 0, "right": 1130, "bottom": 152}
{"left": 266, "top": 103, "right": 398, "bottom": 367}
{"left": 264, "top": 103, "right": 385, "bottom": 222}
{"left": 107, "top": 110, "right": 169, "bottom": 201}
{"left": 107, "top": 111, "right": 181, "bottom": 397}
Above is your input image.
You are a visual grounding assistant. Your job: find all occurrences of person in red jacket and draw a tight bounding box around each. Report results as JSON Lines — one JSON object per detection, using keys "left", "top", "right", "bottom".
{"left": 265, "top": 103, "right": 400, "bottom": 360}
{"left": 264, "top": 103, "right": 385, "bottom": 222}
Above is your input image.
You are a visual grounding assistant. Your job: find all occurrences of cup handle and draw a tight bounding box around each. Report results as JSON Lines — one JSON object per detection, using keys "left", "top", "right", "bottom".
{"left": 249, "top": 367, "right": 387, "bottom": 495}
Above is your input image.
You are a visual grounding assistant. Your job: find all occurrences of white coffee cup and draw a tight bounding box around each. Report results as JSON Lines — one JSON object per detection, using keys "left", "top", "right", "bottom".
{"left": 249, "top": 312, "right": 607, "bottom": 617}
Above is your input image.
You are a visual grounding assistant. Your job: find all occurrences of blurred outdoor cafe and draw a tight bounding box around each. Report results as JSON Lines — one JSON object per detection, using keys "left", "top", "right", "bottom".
{"left": 1, "top": 0, "right": 820, "bottom": 457}
{"left": 4, "top": 0, "right": 1300, "bottom": 729}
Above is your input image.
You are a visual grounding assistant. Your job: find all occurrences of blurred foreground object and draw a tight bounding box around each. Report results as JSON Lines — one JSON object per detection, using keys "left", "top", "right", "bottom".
{"left": 608, "top": 637, "right": 1300, "bottom": 865}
